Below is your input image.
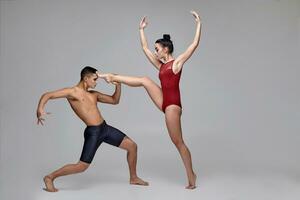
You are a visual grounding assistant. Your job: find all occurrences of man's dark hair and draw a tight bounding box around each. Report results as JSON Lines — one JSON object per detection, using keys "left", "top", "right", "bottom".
{"left": 80, "top": 66, "right": 97, "bottom": 81}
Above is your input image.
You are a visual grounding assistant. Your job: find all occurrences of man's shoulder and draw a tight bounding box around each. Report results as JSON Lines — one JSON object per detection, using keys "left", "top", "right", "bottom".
{"left": 61, "top": 87, "right": 77, "bottom": 98}
{"left": 70, "top": 86, "right": 84, "bottom": 92}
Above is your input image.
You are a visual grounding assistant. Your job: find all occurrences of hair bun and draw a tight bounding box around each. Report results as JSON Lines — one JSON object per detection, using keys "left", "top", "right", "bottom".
{"left": 163, "top": 34, "right": 171, "bottom": 40}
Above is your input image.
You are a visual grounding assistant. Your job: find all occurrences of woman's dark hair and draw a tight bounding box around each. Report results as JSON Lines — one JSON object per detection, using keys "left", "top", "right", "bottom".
{"left": 80, "top": 66, "right": 97, "bottom": 80}
{"left": 155, "top": 34, "right": 174, "bottom": 54}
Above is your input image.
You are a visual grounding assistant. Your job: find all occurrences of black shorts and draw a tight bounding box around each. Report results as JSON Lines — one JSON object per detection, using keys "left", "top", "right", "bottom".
{"left": 79, "top": 121, "right": 126, "bottom": 164}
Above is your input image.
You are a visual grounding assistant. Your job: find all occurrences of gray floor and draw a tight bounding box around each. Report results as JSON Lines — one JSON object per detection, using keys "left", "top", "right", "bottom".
{"left": 23, "top": 169, "right": 300, "bottom": 200}
{"left": 2, "top": 149, "right": 300, "bottom": 200}
{"left": 1, "top": 131, "right": 300, "bottom": 200}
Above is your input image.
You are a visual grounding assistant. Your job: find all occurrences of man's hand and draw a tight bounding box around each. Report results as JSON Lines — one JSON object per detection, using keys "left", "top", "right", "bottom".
{"left": 96, "top": 71, "right": 111, "bottom": 82}
{"left": 36, "top": 109, "right": 51, "bottom": 126}
{"left": 112, "top": 81, "right": 120, "bottom": 86}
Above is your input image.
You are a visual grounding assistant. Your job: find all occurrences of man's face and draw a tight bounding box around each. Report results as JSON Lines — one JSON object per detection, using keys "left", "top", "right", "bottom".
{"left": 85, "top": 73, "right": 98, "bottom": 89}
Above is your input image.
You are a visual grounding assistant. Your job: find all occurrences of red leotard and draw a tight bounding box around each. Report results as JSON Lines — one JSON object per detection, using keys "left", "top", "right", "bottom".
{"left": 159, "top": 60, "right": 182, "bottom": 112}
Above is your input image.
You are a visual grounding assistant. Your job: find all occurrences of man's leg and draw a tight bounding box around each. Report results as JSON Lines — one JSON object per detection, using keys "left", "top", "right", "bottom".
{"left": 43, "top": 123, "right": 108, "bottom": 192}
{"left": 118, "top": 137, "right": 149, "bottom": 186}
{"left": 43, "top": 161, "right": 90, "bottom": 192}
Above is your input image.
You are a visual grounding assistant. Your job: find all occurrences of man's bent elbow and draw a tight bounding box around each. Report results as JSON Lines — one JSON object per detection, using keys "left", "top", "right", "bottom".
{"left": 113, "top": 100, "right": 120, "bottom": 105}
{"left": 113, "top": 98, "right": 120, "bottom": 105}
{"left": 41, "top": 92, "right": 54, "bottom": 101}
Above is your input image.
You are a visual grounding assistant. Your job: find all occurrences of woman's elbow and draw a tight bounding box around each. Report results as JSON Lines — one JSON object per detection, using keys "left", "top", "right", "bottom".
{"left": 141, "top": 45, "right": 148, "bottom": 51}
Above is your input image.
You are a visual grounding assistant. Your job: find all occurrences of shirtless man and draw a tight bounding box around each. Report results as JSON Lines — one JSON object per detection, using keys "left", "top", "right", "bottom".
{"left": 36, "top": 66, "right": 148, "bottom": 192}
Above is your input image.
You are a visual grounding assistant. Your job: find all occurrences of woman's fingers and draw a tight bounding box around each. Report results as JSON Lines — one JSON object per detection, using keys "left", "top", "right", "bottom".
{"left": 190, "top": 10, "right": 200, "bottom": 21}
{"left": 140, "top": 16, "right": 148, "bottom": 28}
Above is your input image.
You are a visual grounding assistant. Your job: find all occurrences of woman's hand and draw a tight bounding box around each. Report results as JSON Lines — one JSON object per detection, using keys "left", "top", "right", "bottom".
{"left": 190, "top": 11, "right": 201, "bottom": 24}
{"left": 139, "top": 16, "right": 148, "bottom": 29}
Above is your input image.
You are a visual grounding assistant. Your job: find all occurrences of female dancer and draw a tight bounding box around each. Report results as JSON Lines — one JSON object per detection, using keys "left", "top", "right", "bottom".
{"left": 99, "top": 11, "right": 201, "bottom": 189}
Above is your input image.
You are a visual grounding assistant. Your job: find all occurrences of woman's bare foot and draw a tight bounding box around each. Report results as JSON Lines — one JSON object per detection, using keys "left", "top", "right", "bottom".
{"left": 43, "top": 176, "right": 58, "bottom": 192}
{"left": 98, "top": 73, "right": 114, "bottom": 83}
{"left": 130, "top": 177, "right": 149, "bottom": 186}
{"left": 185, "top": 173, "right": 197, "bottom": 189}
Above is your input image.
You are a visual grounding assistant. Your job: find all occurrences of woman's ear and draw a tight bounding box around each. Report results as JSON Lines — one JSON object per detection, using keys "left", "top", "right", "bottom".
{"left": 163, "top": 47, "right": 169, "bottom": 54}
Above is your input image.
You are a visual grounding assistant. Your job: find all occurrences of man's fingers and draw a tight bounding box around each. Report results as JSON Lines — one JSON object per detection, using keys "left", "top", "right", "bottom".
{"left": 37, "top": 119, "right": 44, "bottom": 126}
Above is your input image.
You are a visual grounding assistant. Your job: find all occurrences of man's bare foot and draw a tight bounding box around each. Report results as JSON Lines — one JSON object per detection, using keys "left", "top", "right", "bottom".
{"left": 43, "top": 176, "right": 58, "bottom": 192}
{"left": 130, "top": 177, "right": 149, "bottom": 186}
{"left": 185, "top": 173, "right": 197, "bottom": 190}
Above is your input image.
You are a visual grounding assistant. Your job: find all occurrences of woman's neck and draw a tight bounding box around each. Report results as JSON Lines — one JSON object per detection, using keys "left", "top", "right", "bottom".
{"left": 163, "top": 54, "right": 174, "bottom": 63}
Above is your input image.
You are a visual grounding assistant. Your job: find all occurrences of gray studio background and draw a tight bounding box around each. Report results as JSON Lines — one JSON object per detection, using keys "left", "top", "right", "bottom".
{"left": 1, "top": 0, "right": 300, "bottom": 200}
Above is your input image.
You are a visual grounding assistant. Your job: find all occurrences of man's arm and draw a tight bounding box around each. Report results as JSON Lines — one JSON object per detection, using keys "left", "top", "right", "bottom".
{"left": 96, "top": 83, "right": 121, "bottom": 105}
{"left": 36, "top": 87, "right": 73, "bottom": 125}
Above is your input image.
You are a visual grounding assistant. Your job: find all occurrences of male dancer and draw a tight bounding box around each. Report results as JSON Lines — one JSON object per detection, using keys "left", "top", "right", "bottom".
{"left": 36, "top": 66, "right": 148, "bottom": 192}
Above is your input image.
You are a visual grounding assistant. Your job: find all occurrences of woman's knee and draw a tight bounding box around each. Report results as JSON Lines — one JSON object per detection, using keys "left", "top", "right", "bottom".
{"left": 171, "top": 137, "right": 184, "bottom": 148}
{"left": 165, "top": 105, "right": 182, "bottom": 116}
{"left": 141, "top": 76, "right": 152, "bottom": 86}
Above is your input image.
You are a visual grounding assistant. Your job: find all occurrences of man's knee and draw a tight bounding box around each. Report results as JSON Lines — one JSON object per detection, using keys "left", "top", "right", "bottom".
{"left": 127, "top": 140, "right": 137, "bottom": 152}
{"left": 77, "top": 161, "right": 89, "bottom": 172}
{"left": 120, "top": 137, "right": 138, "bottom": 152}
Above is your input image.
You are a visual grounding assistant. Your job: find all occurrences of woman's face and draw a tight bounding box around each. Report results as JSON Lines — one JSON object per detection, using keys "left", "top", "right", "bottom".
{"left": 154, "top": 43, "right": 168, "bottom": 60}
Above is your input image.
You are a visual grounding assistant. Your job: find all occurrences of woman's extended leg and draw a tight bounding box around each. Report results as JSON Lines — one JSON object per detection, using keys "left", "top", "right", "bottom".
{"left": 101, "top": 74, "right": 163, "bottom": 111}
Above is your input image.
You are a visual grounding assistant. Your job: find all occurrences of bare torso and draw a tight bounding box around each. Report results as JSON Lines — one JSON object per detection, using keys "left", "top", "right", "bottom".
{"left": 67, "top": 87, "right": 104, "bottom": 126}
